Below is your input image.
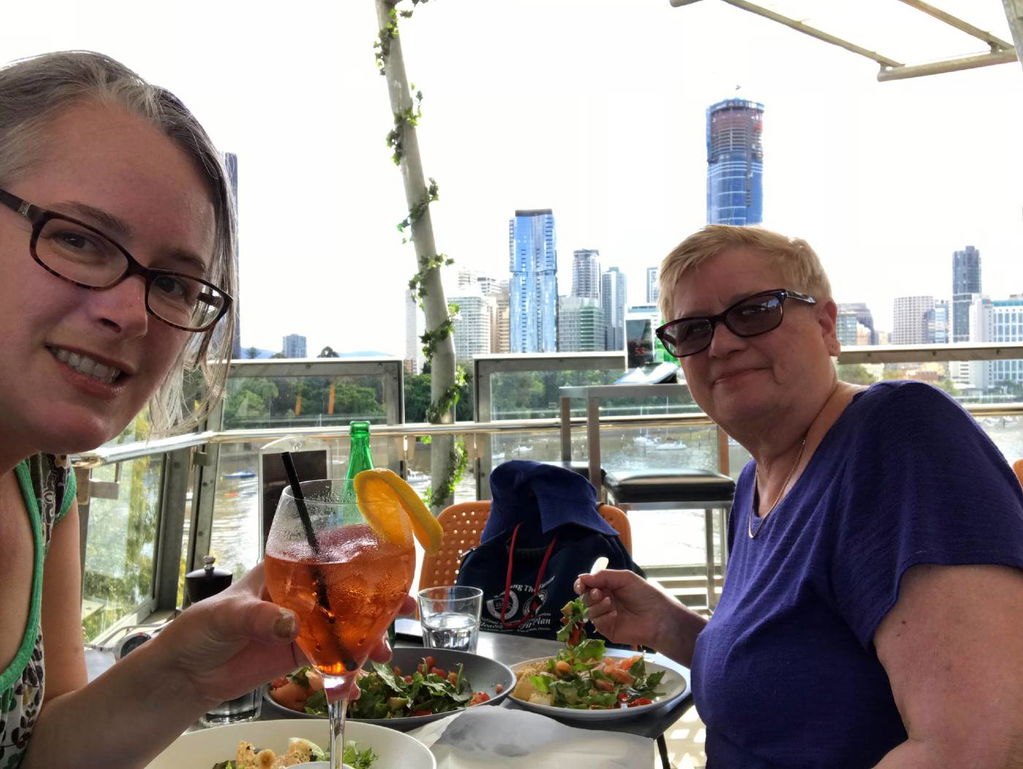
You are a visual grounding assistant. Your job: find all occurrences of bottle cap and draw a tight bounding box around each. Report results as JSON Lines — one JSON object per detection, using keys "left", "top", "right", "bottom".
{"left": 185, "top": 555, "right": 233, "bottom": 603}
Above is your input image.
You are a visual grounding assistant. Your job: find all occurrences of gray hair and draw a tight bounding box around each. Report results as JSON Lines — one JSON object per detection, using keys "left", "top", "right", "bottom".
{"left": 0, "top": 50, "right": 236, "bottom": 433}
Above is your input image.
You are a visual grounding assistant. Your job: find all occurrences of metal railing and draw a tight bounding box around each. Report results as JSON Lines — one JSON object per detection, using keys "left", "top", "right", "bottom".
{"left": 74, "top": 345, "right": 1023, "bottom": 644}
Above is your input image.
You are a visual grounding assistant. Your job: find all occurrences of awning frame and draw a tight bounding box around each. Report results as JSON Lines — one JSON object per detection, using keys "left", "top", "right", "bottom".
{"left": 669, "top": 0, "right": 1023, "bottom": 81}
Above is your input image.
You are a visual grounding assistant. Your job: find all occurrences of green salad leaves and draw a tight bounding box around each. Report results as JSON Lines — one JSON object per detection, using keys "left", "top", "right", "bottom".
{"left": 349, "top": 655, "right": 487, "bottom": 719}
{"left": 526, "top": 599, "right": 666, "bottom": 710}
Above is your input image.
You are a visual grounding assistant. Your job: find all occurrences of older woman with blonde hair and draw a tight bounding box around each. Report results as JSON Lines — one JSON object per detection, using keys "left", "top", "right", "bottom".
{"left": 577, "top": 225, "right": 1023, "bottom": 768}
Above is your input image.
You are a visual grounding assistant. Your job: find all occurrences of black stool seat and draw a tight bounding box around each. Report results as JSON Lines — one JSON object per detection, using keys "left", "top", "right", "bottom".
{"left": 542, "top": 460, "right": 606, "bottom": 481}
{"left": 604, "top": 468, "right": 735, "bottom": 504}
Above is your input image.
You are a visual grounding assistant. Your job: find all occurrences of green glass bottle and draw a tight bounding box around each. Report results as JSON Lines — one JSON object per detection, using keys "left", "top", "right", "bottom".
{"left": 341, "top": 421, "right": 374, "bottom": 504}
{"left": 343, "top": 420, "right": 396, "bottom": 643}
{"left": 345, "top": 421, "right": 374, "bottom": 479}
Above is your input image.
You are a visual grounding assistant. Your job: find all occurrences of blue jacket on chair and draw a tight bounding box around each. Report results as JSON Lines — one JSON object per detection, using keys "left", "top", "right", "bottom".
{"left": 458, "top": 460, "right": 641, "bottom": 639}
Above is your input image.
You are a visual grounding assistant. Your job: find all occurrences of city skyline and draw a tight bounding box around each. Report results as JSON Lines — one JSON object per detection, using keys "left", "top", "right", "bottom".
{"left": 11, "top": 3, "right": 1018, "bottom": 357}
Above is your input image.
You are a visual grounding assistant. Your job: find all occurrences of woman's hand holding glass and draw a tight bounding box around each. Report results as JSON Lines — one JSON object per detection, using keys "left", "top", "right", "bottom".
{"left": 153, "top": 564, "right": 300, "bottom": 707}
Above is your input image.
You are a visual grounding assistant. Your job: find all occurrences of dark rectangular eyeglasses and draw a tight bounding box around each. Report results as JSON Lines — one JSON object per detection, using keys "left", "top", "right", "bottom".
{"left": 655, "top": 288, "right": 816, "bottom": 359}
{"left": 0, "top": 187, "right": 231, "bottom": 332}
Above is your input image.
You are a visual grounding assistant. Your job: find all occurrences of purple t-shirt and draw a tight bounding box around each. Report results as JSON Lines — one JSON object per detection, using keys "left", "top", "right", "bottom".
{"left": 691, "top": 381, "right": 1023, "bottom": 768}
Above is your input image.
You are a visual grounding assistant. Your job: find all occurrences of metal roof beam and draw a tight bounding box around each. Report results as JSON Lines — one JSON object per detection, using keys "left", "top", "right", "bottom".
{"left": 878, "top": 48, "right": 1018, "bottom": 80}
{"left": 897, "top": 0, "right": 1013, "bottom": 51}
{"left": 692, "top": 0, "right": 905, "bottom": 68}
{"left": 669, "top": 0, "right": 1021, "bottom": 80}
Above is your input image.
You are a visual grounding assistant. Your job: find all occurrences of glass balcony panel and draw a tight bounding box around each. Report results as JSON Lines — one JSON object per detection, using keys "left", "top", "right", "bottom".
{"left": 82, "top": 456, "right": 162, "bottom": 641}
{"left": 223, "top": 374, "right": 387, "bottom": 430}
{"left": 489, "top": 368, "right": 622, "bottom": 420}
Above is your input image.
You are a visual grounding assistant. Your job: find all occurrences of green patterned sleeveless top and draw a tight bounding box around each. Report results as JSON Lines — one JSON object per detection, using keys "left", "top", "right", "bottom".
{"left": 0, "top": 455, "right": 75, "bottom": 769}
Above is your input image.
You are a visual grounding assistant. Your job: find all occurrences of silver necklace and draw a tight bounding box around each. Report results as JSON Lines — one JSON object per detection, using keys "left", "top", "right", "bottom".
{"left": 748, "top": 437, "right": 807, "bottom": 539}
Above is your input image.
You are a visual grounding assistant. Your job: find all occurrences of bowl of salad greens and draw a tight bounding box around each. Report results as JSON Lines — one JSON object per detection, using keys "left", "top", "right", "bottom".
{"left": 264, "top": 648, "right": 515, "bottom": 731}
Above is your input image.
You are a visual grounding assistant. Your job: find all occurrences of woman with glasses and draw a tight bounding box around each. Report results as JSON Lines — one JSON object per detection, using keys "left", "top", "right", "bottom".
{"left": 0, "top": 51, "right": 401, "bottom": 768}
{"left": 577, "top": 225, "right": 1023, "bottom": 768}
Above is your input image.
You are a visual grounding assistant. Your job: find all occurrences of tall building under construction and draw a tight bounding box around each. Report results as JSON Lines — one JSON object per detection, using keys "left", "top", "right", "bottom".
{"left": 706, "top": 98, "right": 764, "bottom": 225}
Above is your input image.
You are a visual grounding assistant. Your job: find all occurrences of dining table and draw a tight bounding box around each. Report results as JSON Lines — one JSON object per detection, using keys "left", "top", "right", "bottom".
{"left": 396, "top": 620, "right": 690, "bottom": 769}
{"left": 87, "top": 619, "right": 692, "bottom": 769}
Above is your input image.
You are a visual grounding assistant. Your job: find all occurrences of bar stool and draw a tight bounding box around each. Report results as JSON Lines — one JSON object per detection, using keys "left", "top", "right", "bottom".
{"left": 603, "top": 468, "right": 736, "bottom": 610}
{"left": 541, "top": 459, "right": 605, "bottom": 482}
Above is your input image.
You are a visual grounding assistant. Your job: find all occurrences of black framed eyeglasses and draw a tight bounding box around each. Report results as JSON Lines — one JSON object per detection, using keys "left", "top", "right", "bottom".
{"left": 655, "top": 289, "right": 816, "bottom": 359}
{"left": 0, "top": 188, "right": 231, "bottom": 332}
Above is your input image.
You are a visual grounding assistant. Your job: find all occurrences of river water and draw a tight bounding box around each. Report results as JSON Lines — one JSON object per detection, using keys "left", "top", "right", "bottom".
{"left": 203, "top": 417, "right": 1023, "bottom": 579}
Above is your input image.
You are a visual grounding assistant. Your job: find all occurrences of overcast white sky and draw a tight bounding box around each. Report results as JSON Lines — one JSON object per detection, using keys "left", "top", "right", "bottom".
{"left": 3, "top": 1, "right": 1021, "bottom": 355}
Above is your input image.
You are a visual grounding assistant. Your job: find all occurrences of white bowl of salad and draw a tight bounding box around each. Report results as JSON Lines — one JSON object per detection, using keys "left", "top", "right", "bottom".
{"left": 144, "top": 718, "right": 435, "bottom": 769}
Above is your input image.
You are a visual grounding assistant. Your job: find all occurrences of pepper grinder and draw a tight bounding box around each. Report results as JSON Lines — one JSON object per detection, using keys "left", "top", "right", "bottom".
{"left": 185, "top": 555, "right": 262, "bottom": 726}
{"left": 185, "top": 555, "right": 233, "bottom": 604}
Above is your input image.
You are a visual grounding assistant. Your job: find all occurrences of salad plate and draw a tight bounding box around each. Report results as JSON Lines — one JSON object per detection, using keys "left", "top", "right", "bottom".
{"left": 264, "top": 647, "right": 515, "bottom": 731}
{"left": 144, "top": 718, "right": 435, "bottom": 769}
{"left": 508, "top": 648, "right": 688, "bottom": 722}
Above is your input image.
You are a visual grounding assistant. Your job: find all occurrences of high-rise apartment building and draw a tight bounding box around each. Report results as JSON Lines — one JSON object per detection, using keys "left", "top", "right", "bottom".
{"left": 509, "top": 209, "right": 559, "bottom": 353}
{"left": 450, "top": 293, "right": 491, "bottom": 362}
{"left": 492, "top": 280, "right": 510, "bottom": 354}
{"left": 572, "top": 249, "right": 601, "bottom": 300}
{"left": 950, "top": 295, "right": 994, "bottom": 391}
{"left": 892, "top": 296, "right": 934, "bottom": 345}
{"left": 837, "top": 302, "right": 877, "bottom": 345}
{"left": 646, "top": 267, "right": 660, "bottom": 306}
{"left": 990, "top": 296, "right": 1023, "bottom": 386}
{"left": 836, "top": 311, "right": 861, "bottom": 347}
{"left": 928, "top": 299, "right": 950, "bottom": 345}
{"left": 558, "top": 297, "right": 604, "bottom": 352}
{"left": 706, "top": 98, "right": 764, "bottom": 225}
{"left": 601, "top": 267, "right": 627, "bottom": 352}
{"left": 952, "top": 245, "right": 981, "bottom": 342}
{"left": 282, "top": 334, "right": 307, "bottom": 358}
{"left": 456, "top": 268, "right": 499, "bottom": 297}
{"left": 404, "top": 289, "right": 425, "bottom": 374}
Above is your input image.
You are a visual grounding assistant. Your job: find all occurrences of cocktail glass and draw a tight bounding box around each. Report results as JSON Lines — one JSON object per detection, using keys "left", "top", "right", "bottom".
{"left": 264, "top": 479, "right": 414, "bottom": 769}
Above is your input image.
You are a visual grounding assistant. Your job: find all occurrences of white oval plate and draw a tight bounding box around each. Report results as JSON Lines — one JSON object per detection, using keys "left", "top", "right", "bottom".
{"left": 508, "top": 649, "right": 688, "bottom": 722}
{"left": 145, "top": 718, "right": 435, "bottom": 769}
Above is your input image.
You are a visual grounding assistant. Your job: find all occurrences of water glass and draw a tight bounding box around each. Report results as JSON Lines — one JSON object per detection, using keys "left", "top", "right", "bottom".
{"left": 417, "top": 586, "right": 483, "bottom": 653}
{"left": 200, "top": 686, "right": 262, "bottom": 726}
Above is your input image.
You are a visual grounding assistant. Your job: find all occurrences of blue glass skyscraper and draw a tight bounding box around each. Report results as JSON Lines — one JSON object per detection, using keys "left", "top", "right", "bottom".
{"left": 707, "top": 98, "right": 764, "bottom": 225}
{"left": 509, "top": 209, "right": 559, "bottom": 352}
{"left": 952, "top": 245, "right": 981, "bottom": 342}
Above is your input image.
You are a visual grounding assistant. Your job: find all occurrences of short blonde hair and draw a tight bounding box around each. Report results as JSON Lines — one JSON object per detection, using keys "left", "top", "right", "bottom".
{"left": 658, "top": 225, "right": 832, "bottom": 321}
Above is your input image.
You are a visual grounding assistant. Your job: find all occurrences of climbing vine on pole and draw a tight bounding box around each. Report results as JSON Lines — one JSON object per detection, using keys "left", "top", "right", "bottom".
{"left": 375, "top": 0, "right": 465, "bottom": 510}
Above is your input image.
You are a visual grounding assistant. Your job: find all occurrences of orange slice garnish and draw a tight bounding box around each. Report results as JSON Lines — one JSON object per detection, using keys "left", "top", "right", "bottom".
{"left": 353, "top": 469, "right": 444, "bottom": 554}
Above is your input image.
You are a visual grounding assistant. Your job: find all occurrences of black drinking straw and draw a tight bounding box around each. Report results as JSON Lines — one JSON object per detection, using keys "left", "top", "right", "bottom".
{"left": 282, "top": 452, "right": 320, "bottom": 555}
{"left": 281, "top": 452, "right": 334, "bottom": 623}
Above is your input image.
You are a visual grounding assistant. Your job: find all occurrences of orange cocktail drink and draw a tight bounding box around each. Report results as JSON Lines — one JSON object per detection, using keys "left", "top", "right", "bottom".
{"left": 264, "top": 471, "right": 441, "bottom": 769}
{"left": 265, "top": 523, "right": 414, "bottom": 675}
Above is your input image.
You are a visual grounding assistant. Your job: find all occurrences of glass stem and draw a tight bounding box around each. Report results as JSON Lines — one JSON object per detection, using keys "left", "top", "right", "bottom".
{"left": 328, "top": 694, "right": 348, "bottom": 769}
